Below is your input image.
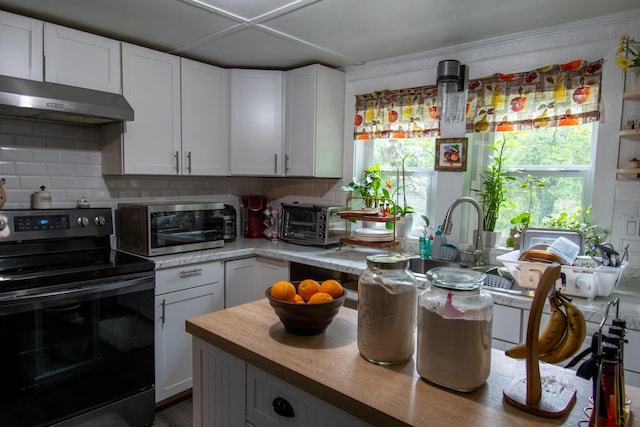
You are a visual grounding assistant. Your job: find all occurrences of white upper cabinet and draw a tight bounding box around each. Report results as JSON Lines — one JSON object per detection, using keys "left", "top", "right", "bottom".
{"left": 118, "top": 42, "right": 181, "bottom": 175}
{"left": 181, "top": 58, "right": 230, "bottom": 176}
{"left": 44, "top": 23, "right": 121, "bottom": 93}
{"left": 0, "top": 10, "right": 43, "bottom": 80}
{"left": 230, "top": 69, "right": 284, "bottom": 176}
{"left": 284, "top": 64, "right": 345, "bottom": 178}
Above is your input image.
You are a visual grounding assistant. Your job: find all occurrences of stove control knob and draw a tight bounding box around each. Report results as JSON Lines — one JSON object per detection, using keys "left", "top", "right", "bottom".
{"left": 94, "top": 216, "right": 106, "bottom": 227}
{"left": 77, "top": 216, "right": 89, "bottom": 227}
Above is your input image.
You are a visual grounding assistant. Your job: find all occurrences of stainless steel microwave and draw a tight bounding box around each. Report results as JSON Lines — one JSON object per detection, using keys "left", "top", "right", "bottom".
{"left": 115, "top": 202, "right": 226, "bottom": 256}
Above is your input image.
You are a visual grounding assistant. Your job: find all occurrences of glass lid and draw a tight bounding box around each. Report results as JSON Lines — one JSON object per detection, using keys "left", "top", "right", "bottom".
{"left": 426, "top": 267, "right": 486, "bottom": 291}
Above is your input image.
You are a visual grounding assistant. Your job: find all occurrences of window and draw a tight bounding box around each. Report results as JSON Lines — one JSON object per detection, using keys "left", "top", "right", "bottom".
{"left": 354, "top": 137, "right": 434, "bottom": 229}
{"left": 470, "top": 124, "right": 594, "bottom": 241}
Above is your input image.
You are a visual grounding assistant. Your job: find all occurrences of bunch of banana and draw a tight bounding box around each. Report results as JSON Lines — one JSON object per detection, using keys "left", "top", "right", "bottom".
{"left": 505, "top": 290, "right": 586, "bottom": 363}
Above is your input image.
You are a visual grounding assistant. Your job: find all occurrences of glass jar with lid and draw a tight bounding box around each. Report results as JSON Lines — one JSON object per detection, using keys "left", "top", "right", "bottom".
{"left": 357, "top": 254, "right": 417, "bottom": 365}
{"left": 417, "top": 267, "right": 492, "bottom": 392}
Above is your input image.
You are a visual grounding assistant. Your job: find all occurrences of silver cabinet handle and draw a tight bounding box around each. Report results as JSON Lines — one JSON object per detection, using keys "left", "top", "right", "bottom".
{"left": 274, "top": 153, "right": 278, "bottom": 175}
{"left": 285, "top": 154, "right": 289, "bottom": 173}
{"left": 179, "top": 268, "right": 203, "bottom": 278}
{"left": 187, "top": 151, "right": 192, "bottom": 174}
{"left": 161, "top": 299, "right": 166, "bottom": 325}
{"left": 174, "top": 151, "right": 180, "bottom": 174}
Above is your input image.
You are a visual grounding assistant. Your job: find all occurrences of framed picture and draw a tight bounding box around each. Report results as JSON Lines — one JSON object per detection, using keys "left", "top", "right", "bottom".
{"left": 435, "top": 137, "right": 467, "bottom": 171}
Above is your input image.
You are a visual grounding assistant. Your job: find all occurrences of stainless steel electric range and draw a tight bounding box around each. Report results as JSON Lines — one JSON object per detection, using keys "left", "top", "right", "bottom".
{"left": 0, "top": 208, "right": 156, "bottom": 427}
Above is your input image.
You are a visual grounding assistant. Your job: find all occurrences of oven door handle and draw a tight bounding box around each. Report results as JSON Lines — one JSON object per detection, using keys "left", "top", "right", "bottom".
{"left": 0, "top": 274, "right": 154, "bottom": 308}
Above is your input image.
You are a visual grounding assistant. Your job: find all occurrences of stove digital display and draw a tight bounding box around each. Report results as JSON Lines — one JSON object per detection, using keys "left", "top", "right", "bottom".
{"left": 15, "top": 215, "right": 70, "bottom": 231}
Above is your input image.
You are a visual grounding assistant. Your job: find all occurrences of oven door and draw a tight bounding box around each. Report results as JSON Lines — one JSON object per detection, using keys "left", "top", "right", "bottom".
{"left": 0, "top": 273, "right": 155, "bottom": 427}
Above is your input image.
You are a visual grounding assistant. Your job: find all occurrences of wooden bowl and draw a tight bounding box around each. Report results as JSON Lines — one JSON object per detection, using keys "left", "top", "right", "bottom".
{"left": 265, "top": 282, "right": 345, "bottom": 336}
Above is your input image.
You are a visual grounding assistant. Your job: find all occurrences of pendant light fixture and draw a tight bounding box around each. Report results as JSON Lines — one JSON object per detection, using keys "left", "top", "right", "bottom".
{"left": 436, "top": 60, "right": 469, "bottom": 123}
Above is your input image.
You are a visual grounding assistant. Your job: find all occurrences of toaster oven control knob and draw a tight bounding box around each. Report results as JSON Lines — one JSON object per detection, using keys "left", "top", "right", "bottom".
{"left": 77, "top": 216, "right": 89, "bottom": 227}
{"left": 319, "top": 223, "right": 325, "bottom": 231}
{"left": 94, "top": 216, "right": 106, "bottom": 227}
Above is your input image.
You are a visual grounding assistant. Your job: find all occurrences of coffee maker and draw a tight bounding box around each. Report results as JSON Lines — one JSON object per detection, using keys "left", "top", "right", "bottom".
{"left": 242, "top": 195, "right": 268, "bottom": 238}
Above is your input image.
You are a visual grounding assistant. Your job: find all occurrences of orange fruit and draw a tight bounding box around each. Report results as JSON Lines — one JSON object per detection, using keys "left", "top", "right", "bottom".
{"left": 319, "top": 280, "right": 344, "bottom": 299}
{"left": 297, "top": 279, "right": 320, "bottom": 302}
{"left": 293, "top": 294, "right": 305, "bottom": 304}
{"left": 308, "top": 292, "right": 333, "bottom": 304}
{"left": 270, "top": 281, "right": 296, "bottom": 302}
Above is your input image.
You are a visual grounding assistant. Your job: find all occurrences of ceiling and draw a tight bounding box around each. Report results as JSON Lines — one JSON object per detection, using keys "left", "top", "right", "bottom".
{"left": 0, "top": 0, "right": 638, "bottom": 70}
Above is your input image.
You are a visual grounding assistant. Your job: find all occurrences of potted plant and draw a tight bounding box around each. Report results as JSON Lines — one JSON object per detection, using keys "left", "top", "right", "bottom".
{"left": 472, "top": 133, "right": 516, "bottom": 247}
{"left": 381, "top": 153, "right": 416, "bottom": 236}
{"left": 505, "top": 174, "right": 545, "bottom": 247}
{"left": 342, "top": 164, "right": 382, "bottom": 209}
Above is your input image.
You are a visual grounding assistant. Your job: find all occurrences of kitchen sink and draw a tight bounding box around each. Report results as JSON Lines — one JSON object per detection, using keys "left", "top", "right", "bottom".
{"left": 408, "top": 257, "right": 469, "bottom": 275}
{"left": 408, "top": 256, "right": 534, "bottom": 296}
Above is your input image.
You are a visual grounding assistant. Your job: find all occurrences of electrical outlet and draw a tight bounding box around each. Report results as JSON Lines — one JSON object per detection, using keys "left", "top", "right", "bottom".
{"left": 623, "top": 215, "right": 640, "bottom": 238}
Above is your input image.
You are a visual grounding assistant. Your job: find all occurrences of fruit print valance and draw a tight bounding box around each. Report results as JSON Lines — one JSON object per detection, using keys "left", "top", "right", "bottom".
{"left": 466, "top": 59, "right": 603, "bottom": 133}
{"left": 354, "top": 86, "right": 440, "bottom": 140}
{"left": 353, "top": 59, "right": 602, "bottom": 140}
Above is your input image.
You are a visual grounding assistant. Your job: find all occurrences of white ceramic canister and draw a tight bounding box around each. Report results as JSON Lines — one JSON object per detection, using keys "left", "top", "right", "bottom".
{"left": 32, "top": 186, "right": 52, "bottom": 209}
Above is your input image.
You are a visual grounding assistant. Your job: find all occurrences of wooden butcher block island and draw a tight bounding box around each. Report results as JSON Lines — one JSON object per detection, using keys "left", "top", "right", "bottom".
{"left": 186, "top": 299, "right": 639, "bottom": 426}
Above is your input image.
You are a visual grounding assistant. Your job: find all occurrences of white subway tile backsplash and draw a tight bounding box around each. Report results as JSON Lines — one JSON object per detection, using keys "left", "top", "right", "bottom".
{"left": 15, "top": 135, "right": 45, "bottom": 147}
{"left": 1, "top": 119, "right": 32, "bottom": 135}
{"left": 32, "top": 122, "right": 63, "bottom": 138}
{"left": 51, "top": 177, "right": 80, "bottom": 190}
{"left": 0, "top": 162, "right": 16, "bottom": 175}
{"left": 61, "top": 150, "right": 92, "bottom": 164}
{"left": 75, "top": 164, "right": 102, "bottom": 177}
{"left": 15, "top": 162, "right": 47, "bottom": 176}
{"left": 33, "top": 149, "right": 63, "bottom": 163}
{"left": 47, "top": 163, "right": 75, "bottom": 176}
{"left": 20, "top": 176, "right": 51, "bottom": 189}
{"left": 1, "top": 147, "right": 34, "bottom": 162}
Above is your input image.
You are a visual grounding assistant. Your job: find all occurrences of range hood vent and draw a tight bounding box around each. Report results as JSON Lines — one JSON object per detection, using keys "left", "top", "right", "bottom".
{"left": 0, "top": 75, "right": 134, "bottom": 125}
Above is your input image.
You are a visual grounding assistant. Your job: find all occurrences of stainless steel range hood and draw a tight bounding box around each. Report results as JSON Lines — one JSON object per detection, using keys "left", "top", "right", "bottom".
{"left": 0, "top": 75, "right": 134, "bottom": 125}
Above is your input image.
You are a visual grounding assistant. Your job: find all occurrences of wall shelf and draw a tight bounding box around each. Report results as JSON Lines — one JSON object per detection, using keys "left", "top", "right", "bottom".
{"left": 617, "top": 76, "right": 640, "bottom": 180}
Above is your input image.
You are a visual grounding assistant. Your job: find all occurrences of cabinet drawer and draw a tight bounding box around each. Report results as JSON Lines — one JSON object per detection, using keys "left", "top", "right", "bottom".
{"left": 246, "top": 365, "right": 369, "bottom": 427}
{"left": 156, "top": 261, "right": 223, "bottom": 295}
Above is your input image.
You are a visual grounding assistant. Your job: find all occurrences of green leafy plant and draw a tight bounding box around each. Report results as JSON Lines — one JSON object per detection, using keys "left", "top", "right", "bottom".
{"left": 542, "top": 206, "right": 609, "bottom": 253}
{"left": 508, "top": 174, "right": 545, "bottom": 232}
{"left": 342, "top": 164, "right": 382, "bottom": 208}
{"left": 472, "top": 134, "right": 516, "bottom": 231}
{"left": 381, "top": 153, "right": 416, "bottom": 216}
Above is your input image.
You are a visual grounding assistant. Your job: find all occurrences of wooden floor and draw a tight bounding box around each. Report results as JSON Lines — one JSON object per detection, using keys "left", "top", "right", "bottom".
{"left": 154, "top": 396, "right": 193, "bottom": 427}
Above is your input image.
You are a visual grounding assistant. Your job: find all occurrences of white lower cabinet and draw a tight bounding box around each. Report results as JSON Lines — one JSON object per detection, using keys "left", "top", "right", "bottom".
{"left": 192, "top": 339, "right": 370, "bottom": 427}
{"left": 225, "top": 257, "right": 289, "bottom": 308}
{"left": 491, "top": 303, "right": 523, "bottom": 350}
{"left": 155, "top": 262, "right": 224, "bottom": 403}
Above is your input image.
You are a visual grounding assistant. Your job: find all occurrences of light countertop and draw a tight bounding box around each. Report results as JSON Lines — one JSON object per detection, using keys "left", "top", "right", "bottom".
{"left": 140, "top": 237, "right": 640, "bottom": 329}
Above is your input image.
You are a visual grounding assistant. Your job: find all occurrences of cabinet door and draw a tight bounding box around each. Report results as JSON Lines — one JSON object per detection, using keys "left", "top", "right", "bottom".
{"left": 284, "top": 64, "right": 345, "bottom": 178}
{"left": 121, "top": 43, "right": 181, "bottom": 175}
{"left": 181, "top": 58, "right": 230, "bottom": 176}
{"left": 257, "top": 257, "right": 289, "bottom": 298}
{"left": 491, "top": 304, "right": 522, "bottom": 349}
{"left": 230, "top": 69, "right": 283, "bottom": 176}
{"left": 225, "top": 258, "right": 258, "bottom": 308}
{"left": 192, "top": 338, "right": 247, "bottom": 427}
{"left": 44, "top": 23, "right": 121, "bottom": 93}
{"left": 155, "top": 282, "right": 224, "bottom": 403}
{"left": 0, "top": 10, "right": 42, "bottom": 80}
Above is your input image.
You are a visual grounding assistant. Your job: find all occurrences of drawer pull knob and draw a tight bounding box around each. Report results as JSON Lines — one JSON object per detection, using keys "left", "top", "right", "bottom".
{"left": 272, "top": 397, "right": 294, "bottom": 417}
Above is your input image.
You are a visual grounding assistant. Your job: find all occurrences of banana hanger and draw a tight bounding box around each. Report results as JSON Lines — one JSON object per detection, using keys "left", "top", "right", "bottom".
{"left": 503, "top": 264, "right": 578, "bottom": 417}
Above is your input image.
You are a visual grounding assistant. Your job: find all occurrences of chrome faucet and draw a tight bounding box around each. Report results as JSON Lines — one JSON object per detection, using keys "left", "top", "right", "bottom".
{"left": 441, "top": 196, "right": 484, "bottom": 266}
